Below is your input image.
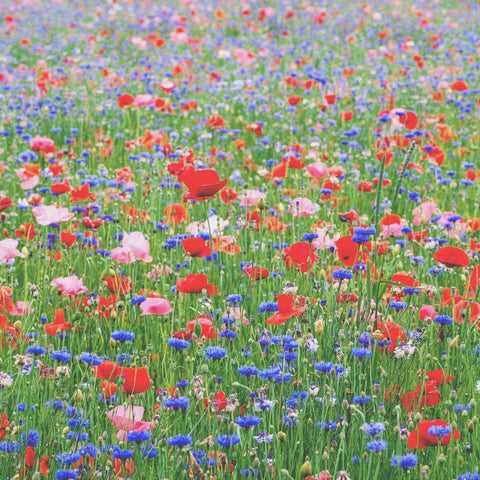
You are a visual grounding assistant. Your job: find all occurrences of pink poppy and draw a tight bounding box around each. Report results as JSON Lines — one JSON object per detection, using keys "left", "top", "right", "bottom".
{"left": 139, "top": 297, "right": 172, "bottom": 316}
{"left": 288, "top": 197, "right": 319, "bottom": 217}
{"left": 419, "top": 304, "right": 438, "bottom": 321}
{"left": 29, "top": 135, "right": 55, "bottom": 151}
{"left": 107, "top": 405, "right": 155, "bottom": 442}
{"left": 237, "top": 189, "right": 266, "bottom": 207}
{"left": 312, "top": 227, "right": 340, "bottom": 250}
{"left": 50, "top": 275, "right": 89, "bottom": 296}
{"left": 306, "top": 162, "right": 328, "bottom": 178}
{"left": 412, "top": 201, "right": 438, "bottom": 225}
{"left": 0, "top": 239, "right": 24, "bottom": 262}
{"left": 380, "top": 222, "right": 403, "bottom": 239}
{"left": 133, "top": 94, "right": 155, "bottom": 107}
{"left": 32, "top": 204, "right": 74, "bottom": 226}
{"left": 111, "top": 232, "right": 152, "bottom": 264}
{"left": 14, "top": 168, "right": 39, "bottom": 190}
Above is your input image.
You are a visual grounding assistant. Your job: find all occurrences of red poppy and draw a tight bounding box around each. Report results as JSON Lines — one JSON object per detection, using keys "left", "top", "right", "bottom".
{"left": 93, "top": 360, "right": 122, "bottom": 380}
{"left": 450, "top": 80, "right": 469, "bottom": 92}
{"left": 50, "top": 179, "right": 71, "bottom": 195}
{"left": 335, "top": 236, "right": 360, "bottom": 267}
{"left": 177, "top": 273, "right": 218, "bottom": 295}
{"left": 117, "top": 93, "right": 134, "bottom": 108}
{"left": 181, "top": 237, "right": 211, "bottom": 258}
{"left": 45, "top": 309, "right": 72, "bottom": 336}
{"left": 377, "top": 319, "right": 406, "bottom": 354}
{"left": 187, "top": 315, "right": 216, "bottom": 339}
{"left": 0, "top": 412, "right": 9, "bottom": 441}
{"left": 266, "top": 294, "right": 308, "bottom": 325}
{"left": 408, "top": 420, "right": 460, "bottom": 449}
{"left": 180, "top": 169, "right": 227, "bottom": 201}
{"left": 324, "top": 93, "right": 336, "bottom": 105}
{"left": 103, "top": 275, "right": 132, "bottom": 294}
{"left": 339, "top": 110, "right": 353, "bottom": 121}
{"left": 25, "top": 445, "right": 35, "bottom": 469}
{"left": 467, "top": 265, "right": 480, "bottom": 297}
{"left": 0, "top": 197, "right": 13, "bottom": 212}
{"left": 100, "top": 380, "right": 118, "bottom": 399}
{"left": 70, "top": 183, "right": 96, "bottom": 203}
{"left": 287, "top": 95, "right": 301, "bottom": 106}
{"left": 60, "top": 232, "right": 77, "bottom": 248}
{"left": 454, "top": 299, "right": 480, "bottom": 326}
{"left": 245, "top": 122, "right": 262, "bottom": 136}
{"left": 164, "top": 203, "right": 189, "bottom": 224}
{"left": 338, "top": 210, "right": 360, "bottom": 224}
{"left": 220, "top": 187, "right": 238, "bottom": 204}
{"left": 375, "top": 150, "right": 393, "bottom": 167}
{"left": 283, "top": 242, "right": 319, "bottom": 273}
{"left": 425, "top": 369, "right": 455, "bottom": 386}
{"left": 121, "top": 367, "right": 151, "bottom": 394}
{"left": 433, "top": 245, "right": 470, "bottom": 268}
{"left": 15, "top": 223, "right": 36, "bottom": 240}
{"left": 205, "top": 114, "right": 224, "bottom": 128}
{"left": 391, "top": 272, "right": 419, "bottom": 287}
{"left": 40, "top": 456, "right": 50, "bottom": 477}
{"left": 243, "top": 265, "right": 270, "bottom": 280}
{"left": 395, "top": 109, "right": 418, "bottom": 130}
{"left": 400, "top": 380, "right": 441, "bottom": 412}
{"left": 204, "top": 389, "right": 228, "bottom": 412}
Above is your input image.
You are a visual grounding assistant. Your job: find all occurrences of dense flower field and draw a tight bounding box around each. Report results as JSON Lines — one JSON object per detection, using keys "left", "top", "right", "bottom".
{"left": 0, "top": 0, "right": 480, "bottom": 478}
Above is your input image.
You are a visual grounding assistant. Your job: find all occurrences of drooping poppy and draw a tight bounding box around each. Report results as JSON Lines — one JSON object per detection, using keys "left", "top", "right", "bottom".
{"left": 407, "top": 420, "right": 460, "bottom": 449}
{"left": 100, "top": 380, "right": 118, "bottom": 399}
{"left": 243, "top": 265, "right": 270, "bottom": 280}
{"left": 0, "top": 197, "right": 13, "bottom": 212}
{"left": 266, "top": 294, "right": 308, "bottom": 325}
{"left": 180, "top": 169, "right": 227, "bottom": 201}
{"left": 176, "top": 273, "right": 218, "bottom": 295}
{"left": 433, "top": 245, "right": 470, "bottom": 268}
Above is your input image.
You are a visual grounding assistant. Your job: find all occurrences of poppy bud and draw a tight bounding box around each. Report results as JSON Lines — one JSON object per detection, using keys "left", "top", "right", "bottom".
{"left": 278, "top": 431, "right": 287, "bottom": 442}
{"left": 300, "top": 460, "right": 312, "bottom": 476}
{"left": 314, "top": 318, "right": 325, "bottom": 334}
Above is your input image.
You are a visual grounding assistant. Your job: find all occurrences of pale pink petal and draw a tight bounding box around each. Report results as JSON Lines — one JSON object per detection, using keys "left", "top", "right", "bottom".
{"left": 140, "top": 297, "right": 172, "bottom": 316}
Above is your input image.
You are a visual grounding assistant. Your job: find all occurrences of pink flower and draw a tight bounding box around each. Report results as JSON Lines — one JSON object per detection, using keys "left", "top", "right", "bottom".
{"left": 234, "top": 48, "right": 256, "bottom": 66}
{"left": 133, "top": 94, "right": 154, "bottom": 107}
{"left": 50, "top": 275, "right": 89, "bottom": 296}
{"left": 15, "top": 168, "right": 39, "bottom": 190}
{"left": 237, "top": 189, "right": 266, "bottom": 207}
{"left": 32, "top": 204, "right": 74, "bottom": 226}
{"left": 29, "top": 135, "right": 54, "bottom": 151}
{"left": 107, "top": 406, "right": 155, "bottom": 442}
{"left": 111, "top": 232, "right": 152, "bottom": 264}
{"left": 380, "top": 222, "right": 403, "bottom": 239}
{"left": 140, "top": 297, "right": 172, "bottom": 316}
{"left": 306, "top": 162, "right": 328, "bottom": 178}
{"left": 419, "top": 304, "right": 438, "bottom": 321}
{"left": 288, "top": 197, "right": 319, "bottom": 217}
{"left": 0, "top": 239, "right": 24, "bottom": 262}
{"left": 312, "top": 227, "right": 340, "bottom": 250}
{"left": 412, "top": 201, "right": 438, "bottom": 225}
{"left": 186, "top": 215, "right": 229, "bottom": 237}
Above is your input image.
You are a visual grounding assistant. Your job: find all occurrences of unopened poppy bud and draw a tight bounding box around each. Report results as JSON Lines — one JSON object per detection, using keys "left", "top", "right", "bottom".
{"left": 109, "top": 339, "right": 116, "bottom": 348}
{"left": 300, "top": 460, "right": 312, "bottom": 476}
{"left": 62, "top": 427, "right": 70, "bottom": 435}
{"left": 13, "top": 321, "right": 22, "bottom": 331}
{"left": 194, "top": 322, "right": 203, "bottom": 338}
{"left": 449, "top": 335, "right": 459, "bottom": 348}
{"left": 21, "top": 247, "right": 28, "bottom": 256}
{"left": 278, "top": 431, "right": 287, "bottom": 442}
{"left": 314, "top": 318, "right": 325, "bottom": 334}
{"left": 74, "top": 389, "right": 83, "bottom": 402}
{"left": 392, "top": 244, "right": 401, "bottom": 256}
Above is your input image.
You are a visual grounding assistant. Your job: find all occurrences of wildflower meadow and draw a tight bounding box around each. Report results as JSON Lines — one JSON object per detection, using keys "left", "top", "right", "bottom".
{"left": 0, "top": 0, "right": 480, "bottom": 478}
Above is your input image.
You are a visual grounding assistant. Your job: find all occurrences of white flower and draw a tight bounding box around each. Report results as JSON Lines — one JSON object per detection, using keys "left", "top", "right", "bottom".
{"left": 476, "top": 381, "right": 480, "bottom": 393}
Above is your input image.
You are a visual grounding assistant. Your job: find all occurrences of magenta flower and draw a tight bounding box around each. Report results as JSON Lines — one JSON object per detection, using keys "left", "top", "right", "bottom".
{"left": 306, "top": 162, "right": 328, "bottom": 178}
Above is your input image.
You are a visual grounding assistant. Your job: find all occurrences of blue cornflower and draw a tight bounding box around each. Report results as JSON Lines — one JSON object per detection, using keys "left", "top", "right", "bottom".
{"left": 27, "top": 346, "right": 46, "bottom": 355}
{"left": 110, "top": 330, "right": 135, "bottom": 342}
{"left": 235, "top": 415, "right": 261, "bottom": 429}
{"left": 390, "top": 301, "right": 407, "bottom": 310}
{"left": 55, "top": 471, "right": 79, "bottom": 480}
{"left": 351, "top": 347, "right": 373, "bottom": 358}
{"left": 56, "top": 452, "right": 82, "bottom": 466}
{"left": 353, "top": 227, "right": 376, "bottom": 236}
{"left": 427, "top": 425, "right": 451, "bottom": 437}
{"left": 226, "top": 294, "right": 243, "bottom": 304}
{"left": 458, "top": 473, "right": 480, "bottom": 480}
{"left": 434, "top": 315, "right": 453, "bottom": 325}
{"left": 258, "top": 301, "right": 279, "bottom": 313}
{"left": 27, "top": 430, "right": 39, "bottom": 447}
{"left": 238, "top": 366, "right": 259, "bottom": 377}
{"left": 204, "top": 346, "right": 227, "bottom": 360}
{"left": 127, "top": 430, "right": 151, "bottom": 442}
{"left": 302, "top": 232, "right": 319, "bottom": 242}
{"left": 333, "top": 269, "right": 354, "bottom": 280}
{"left": 353, "top": 395, "right": 371, "bottom": 404}
{"left": 391, "top": 453, "right": 417, "bottom": 470}
{"left": 314, "top": 361, "right": 334, "bottom": 373}
{"left": 216, "top": 434, "right": 241, "bottom": 448}
{"left": 112, "top": 448, "right": 134, "bottom": 459}
{"left": 361, "top": 422, "right": 386, "bottom": 437}
{"left": 167, "top": 338, "right": 190, "bottom": 349}
{"left": 167, "top": 435, "right": 192, "bottom": 447}
{"left": 366, "top": 439, "right": 388, "bottom": 452}
{"left": 50, "top": 350, "right": 71, "bottom": 363}
{"left": 162, "top": 397, "right": 190, "bottom": 409}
